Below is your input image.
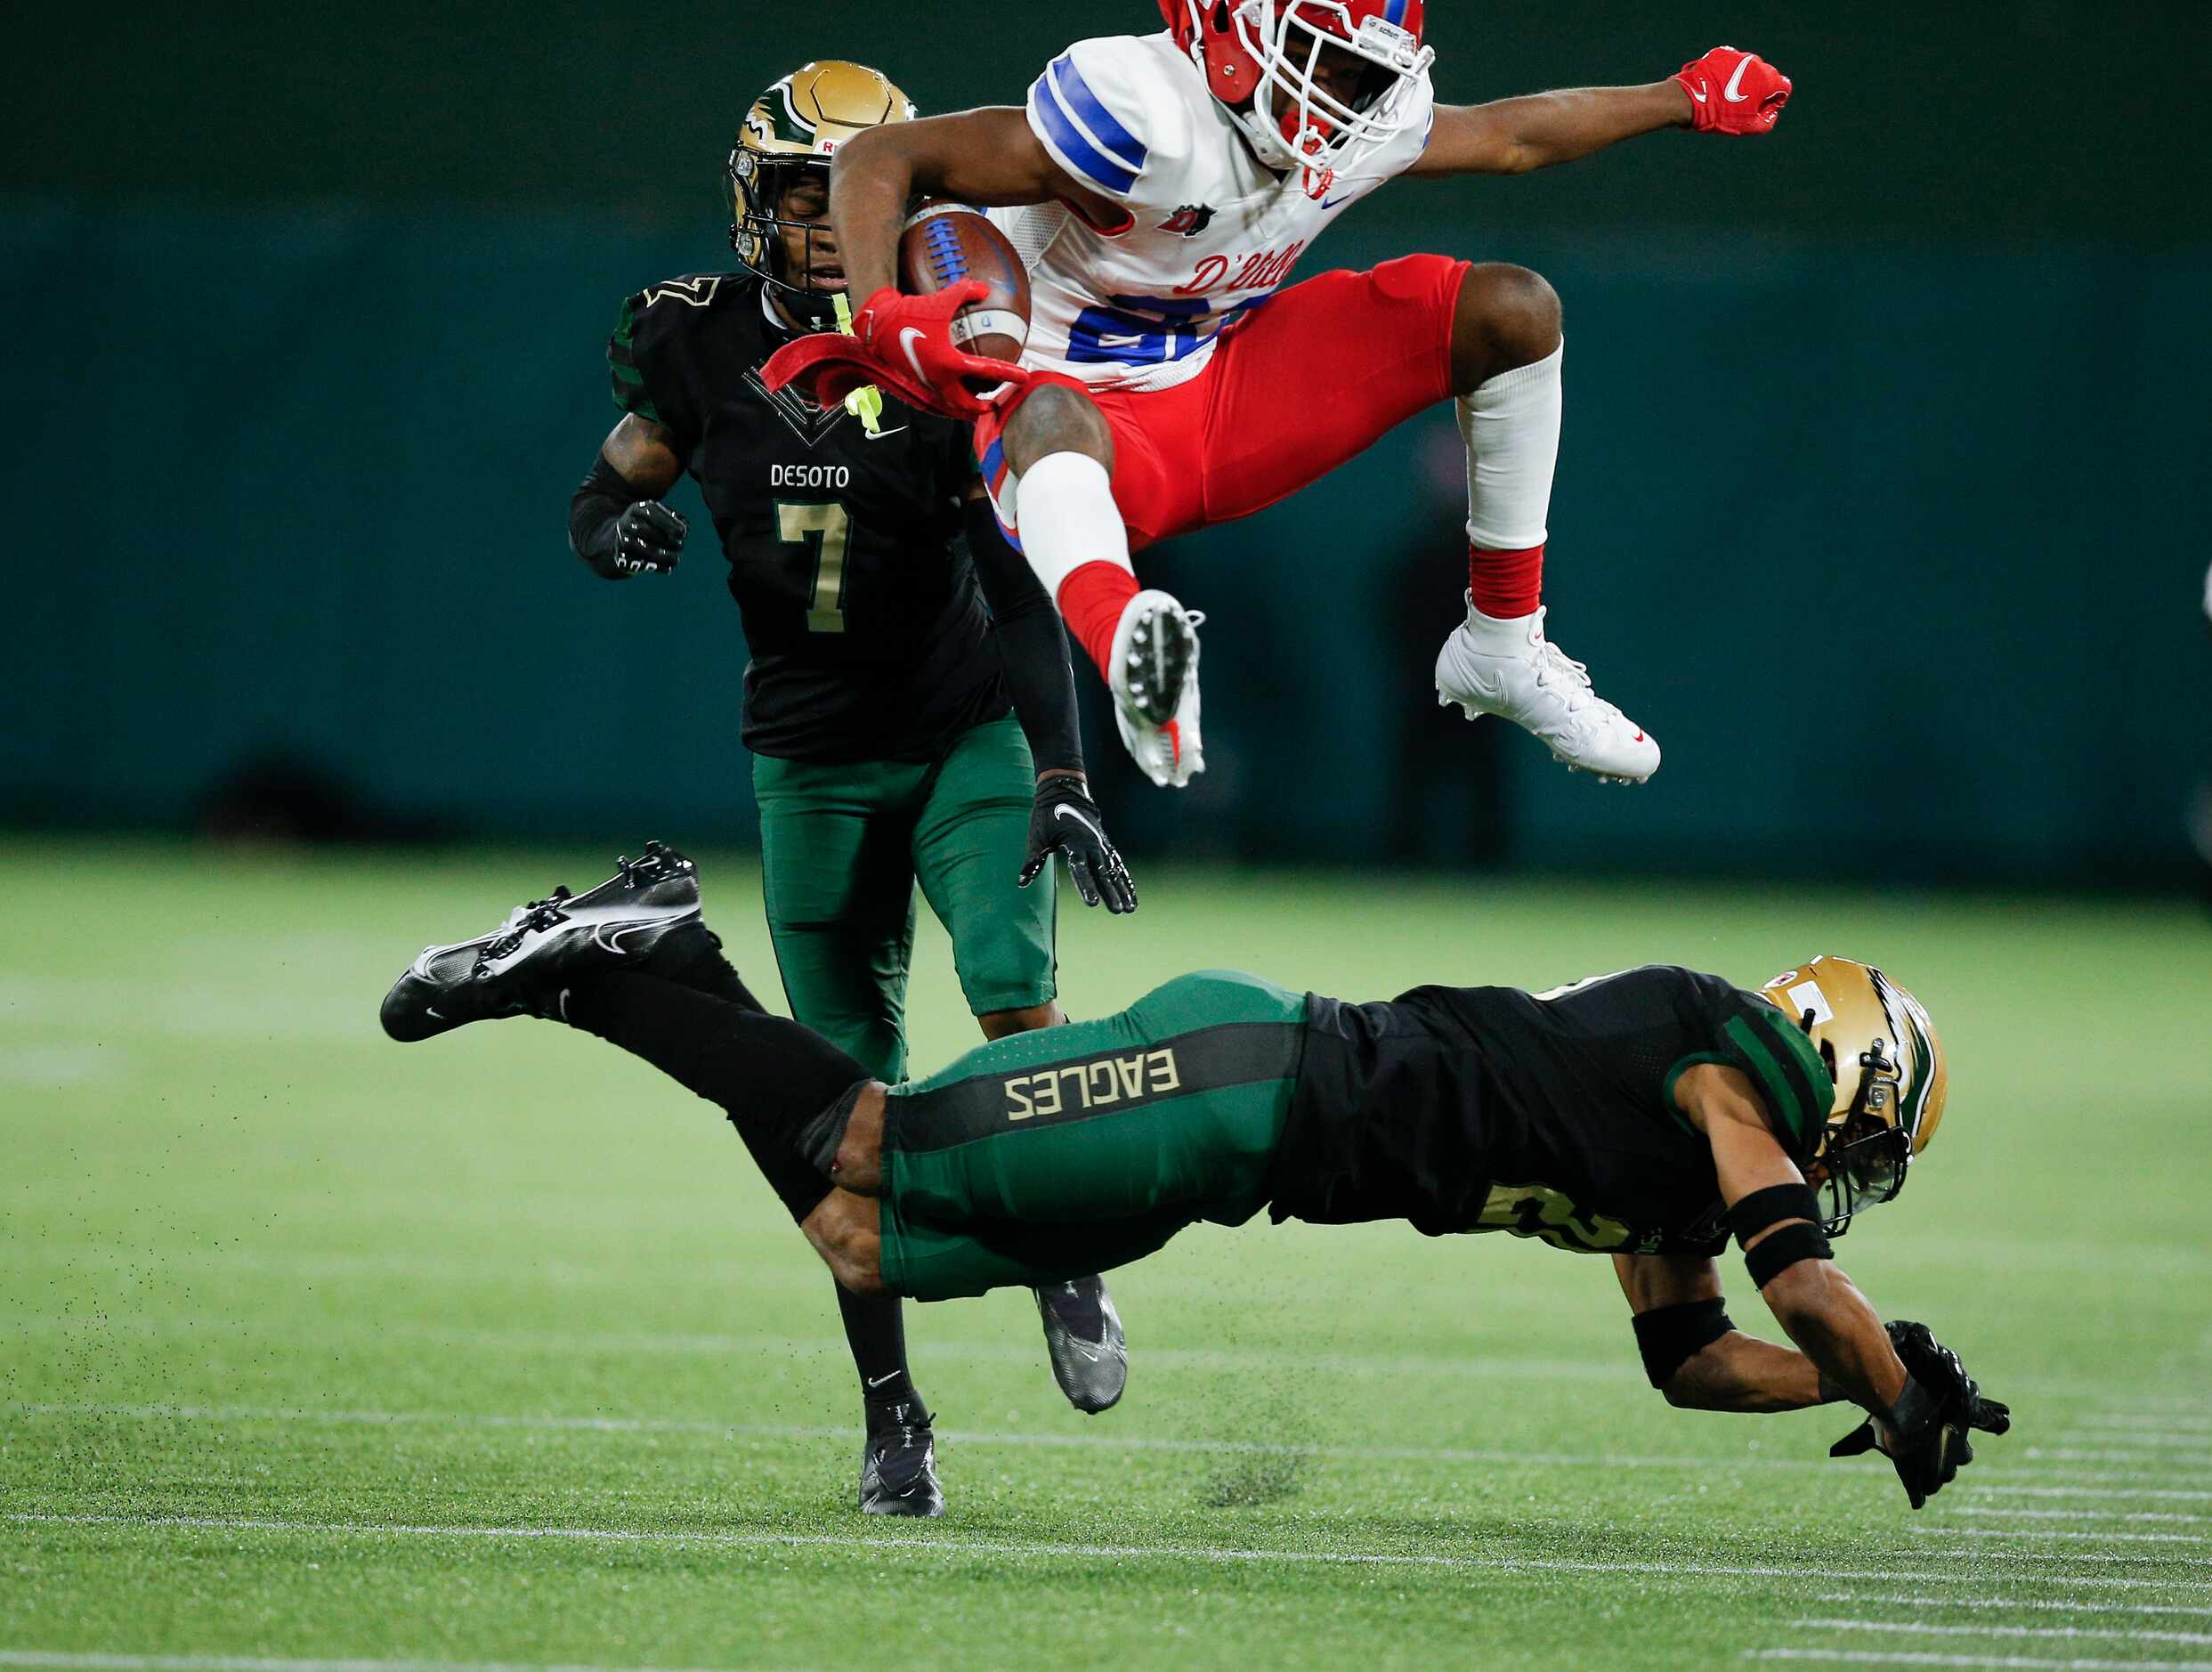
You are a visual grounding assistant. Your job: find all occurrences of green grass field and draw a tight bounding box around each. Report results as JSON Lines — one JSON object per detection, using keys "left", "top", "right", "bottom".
{"left": 4, "top": 840, "right": 2209, "bottom": 1671}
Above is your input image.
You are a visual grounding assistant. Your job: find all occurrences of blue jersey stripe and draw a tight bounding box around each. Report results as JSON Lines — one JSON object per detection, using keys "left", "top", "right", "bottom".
{"left": 1029, "top": 72, "right": 1139, "bottom": 196}
{"left": 1048, "top": 53, "right": 1147, "bottom": 170}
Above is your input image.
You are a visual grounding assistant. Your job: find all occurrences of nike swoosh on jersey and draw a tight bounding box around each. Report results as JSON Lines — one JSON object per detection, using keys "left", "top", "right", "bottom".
{"left": 1723, "top": 56, "right": 1755, "bottom": 101}
{"left": 860, "top": 426, "right": 911, "bottom": 442}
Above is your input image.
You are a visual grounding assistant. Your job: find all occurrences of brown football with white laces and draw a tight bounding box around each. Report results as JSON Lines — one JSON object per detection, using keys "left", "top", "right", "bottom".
{"left": 896, "top": 203, "right": 1032, "bottom": 367}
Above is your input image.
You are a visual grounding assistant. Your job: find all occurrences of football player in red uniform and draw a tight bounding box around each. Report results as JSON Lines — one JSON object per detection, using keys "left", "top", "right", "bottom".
{"left": 772, "top": 4, "right": 1789, "bottom": 791}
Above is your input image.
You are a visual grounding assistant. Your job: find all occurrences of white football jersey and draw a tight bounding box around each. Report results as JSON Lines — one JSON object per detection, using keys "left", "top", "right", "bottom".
{"left": 991, "top": 31, "right": 1435, "bottom": 395}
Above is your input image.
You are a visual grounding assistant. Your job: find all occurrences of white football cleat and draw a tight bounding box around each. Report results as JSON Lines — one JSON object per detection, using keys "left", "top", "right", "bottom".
{"left": 1109, "top": 588, "right": 1205, "bottom": 789}
{"left": 1434, "top": 595, "right": 1660, "bottom": 783}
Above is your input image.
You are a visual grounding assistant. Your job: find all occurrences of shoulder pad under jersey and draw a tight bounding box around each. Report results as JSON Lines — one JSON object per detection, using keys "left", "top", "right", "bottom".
{"left": 606, "top": 273, "right": 742, "bottom": 422}
{"left": 1025, "top": 34, "right": 1196, "bottom": 208}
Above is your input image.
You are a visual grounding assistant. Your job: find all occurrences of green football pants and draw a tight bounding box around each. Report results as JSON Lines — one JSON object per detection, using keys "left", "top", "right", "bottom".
{"left": 878, "top": 970, "right": 1310, "bottom": 1301}
{"left": 753, "top": 713, "right": 1055, "bottom": 1084}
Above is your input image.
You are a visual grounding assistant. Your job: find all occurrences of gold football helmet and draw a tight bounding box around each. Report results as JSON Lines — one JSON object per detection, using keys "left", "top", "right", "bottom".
{"left": 727, "top": 61, "right": 917, "bottom": 326}
{"left": 1759, "top": 955, "right": 1948, "bottom": 1234}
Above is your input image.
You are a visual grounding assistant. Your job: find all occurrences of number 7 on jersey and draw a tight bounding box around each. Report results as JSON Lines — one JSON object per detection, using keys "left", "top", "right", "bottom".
{"left": 774, "top": 500, "right": 851, "bottom": 634}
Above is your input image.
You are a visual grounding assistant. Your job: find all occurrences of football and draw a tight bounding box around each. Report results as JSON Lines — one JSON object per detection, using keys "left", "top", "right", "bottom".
{"left": 896, "top": 202, "right": 1031, "bottom": 367}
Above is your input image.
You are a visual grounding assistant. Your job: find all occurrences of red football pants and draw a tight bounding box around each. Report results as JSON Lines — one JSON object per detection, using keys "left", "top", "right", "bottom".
{"left": 977, "top": 253, "right": 1468, "bottom": 550}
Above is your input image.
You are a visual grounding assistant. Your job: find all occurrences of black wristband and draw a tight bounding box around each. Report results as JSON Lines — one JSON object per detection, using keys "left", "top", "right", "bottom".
{"left": 1631, "top": 1297, "right": 1734, "bottom": 1390}
{"left": 1727, "top": 1182, "right": 1822, "bottom": 1247}
{"left": 1746, "top": 1221, "right": 1834, "bottom": 1288}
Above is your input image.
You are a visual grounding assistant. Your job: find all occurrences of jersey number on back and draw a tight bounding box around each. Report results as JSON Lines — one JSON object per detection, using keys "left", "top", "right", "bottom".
{"left": 1473, "top": 1181, "right": 1633, "bottom": 1254}
{"left": 774, "top": 500, "right": 851, "bottom": 633}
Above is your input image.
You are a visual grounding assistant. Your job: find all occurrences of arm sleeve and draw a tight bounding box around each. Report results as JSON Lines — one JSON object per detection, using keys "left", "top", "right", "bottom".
{"left": 963, "top": 495, "right": 1084, "bottom": 775}
{"left": 570, "top": 452, "right": 647, "bottom": 580}
{"left": 1025, "top": 37, "right": 1185, "bottom": 207}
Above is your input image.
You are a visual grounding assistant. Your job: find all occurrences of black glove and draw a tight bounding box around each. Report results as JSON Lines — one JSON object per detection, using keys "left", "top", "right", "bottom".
{"left": 605, "top": 500, "right": 687, "bottom": 576}
{"left": 1885, "top": 1320, "right": 2012, "bottom": 1437}
{"left": 1019, "top": 775, "right": 1136, "bottom": 914}
{"left": 1829, "top": 1321, "right": 2010, "bottom": 1509}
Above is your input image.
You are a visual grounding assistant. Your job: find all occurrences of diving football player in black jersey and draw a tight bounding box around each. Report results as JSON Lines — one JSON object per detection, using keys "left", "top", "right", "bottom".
{"left": 563, "top": 63, "right": 1137, "bottom": 1519}
{"left": 387, "top": 847, "right": 2013, "bottom": 1513}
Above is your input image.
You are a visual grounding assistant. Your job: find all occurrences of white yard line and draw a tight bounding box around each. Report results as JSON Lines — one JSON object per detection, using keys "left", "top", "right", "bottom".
{"left": 11, "top": 1512, "right": 2207, "bottom": 1591}
{"left": 0, "top": 1657, "right": 762, "bottom": 1672}
{"left": 1946, "top": 1509, "right": 2208, "bottom": 1526}
{"left": 1791, "top": 1619, "right": 2212, "bottom": 1646}
{"left": 0, "top": 1400, "right": 1839, "bottom": 1475}
{"left": 1812, "top": 1596, "right": 2212, "bottom": 1620}
{"left": 1924, "top": 1529, "right": 2211, "bottom": 1546}
{"left": 2057, "top": 1433, "right": 2212, "bottom": 1453}
{"left": 1746, "top": 1651, "right": 2212, "bottom": 1670}
{"left": 2083, "top": 1417, "right": 2212, "bottom": 1434}
{"left": 2020, "top": 1449, "right": 2212, "bottom": 1471}
{"left": 1903, "top": 1544, "right": 2210, "bottom": 1567}
{"left": 1970, "top": 1486, "right": 2212, "bottom": 1505}
{"left": 3, "top": 1400, "right": 2186, "bottom": 1491}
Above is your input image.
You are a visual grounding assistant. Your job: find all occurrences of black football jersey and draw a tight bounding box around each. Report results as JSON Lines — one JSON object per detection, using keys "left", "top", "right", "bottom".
{"left": 608, "top": 272, "right": 1009, "bottom": 764}
{"left": 1268, "top": 966, "right": 1836, "bottom": 1257}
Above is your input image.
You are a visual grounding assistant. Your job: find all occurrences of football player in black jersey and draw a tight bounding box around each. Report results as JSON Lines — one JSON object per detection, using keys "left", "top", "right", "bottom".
{"left": 563, "top": 64, "right": 1138, "bottom": 1518}
{"left": 386, "top": 850, "right": 2013, "bottom": 1512}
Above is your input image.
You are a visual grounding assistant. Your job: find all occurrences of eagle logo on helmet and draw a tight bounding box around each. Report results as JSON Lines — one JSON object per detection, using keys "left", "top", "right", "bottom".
{"left": 1760, "top": 956, "right": 1949, "bottom": 1235}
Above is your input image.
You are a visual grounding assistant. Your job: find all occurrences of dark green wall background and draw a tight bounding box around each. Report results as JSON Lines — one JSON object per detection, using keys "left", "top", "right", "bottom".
{"left": 11, "top": 2, "right": 2210, "bottom": 881}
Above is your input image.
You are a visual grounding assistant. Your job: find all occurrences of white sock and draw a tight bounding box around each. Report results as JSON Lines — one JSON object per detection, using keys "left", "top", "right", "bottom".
{"left": 1009, "top": 451, "right": 1131, "bottom": 600}
{"left": 1459, "top": 338, "right": 1563, "bottom": 555}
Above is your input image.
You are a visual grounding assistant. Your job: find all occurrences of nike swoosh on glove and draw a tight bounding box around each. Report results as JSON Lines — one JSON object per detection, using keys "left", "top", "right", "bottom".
{"left": 1675, "top": 45, "right": 1792, "bottom": 135}
{"left": 1020, "top": 776, "right": 1137, "bottom": 914}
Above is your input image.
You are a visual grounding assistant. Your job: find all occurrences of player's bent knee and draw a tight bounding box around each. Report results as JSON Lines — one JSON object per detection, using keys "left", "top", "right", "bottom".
{"left": 1002, "top": 383, "right": 1114, "bottom": 477}
{"left": 1453, "top": 262, "right": 1563, "bottom": 391}
{"left": 803, "top": 1189, "right": 885, "bottom": 1293}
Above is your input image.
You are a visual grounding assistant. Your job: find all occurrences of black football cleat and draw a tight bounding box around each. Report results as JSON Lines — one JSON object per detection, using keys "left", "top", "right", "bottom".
{"left": 859, "top": 1398, "right": 944, "bottom": 1517}
{"left": 1034, "top": 1275, "right": 1128, "bottom": 1415}
{"left": 380, "top": 842, "right": 705, "bottom": 1042}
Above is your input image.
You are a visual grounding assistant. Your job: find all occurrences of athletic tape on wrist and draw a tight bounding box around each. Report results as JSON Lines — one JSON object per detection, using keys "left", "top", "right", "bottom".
{"left": 1727, "top": 1182, "right": 1822, "bottom": 1247}
{"left": 1631, "top": 1297, "right": 1733, "bottom": 1390}
{"left": 1746, "top": 1221, "right": 1834, "bottom": 1288}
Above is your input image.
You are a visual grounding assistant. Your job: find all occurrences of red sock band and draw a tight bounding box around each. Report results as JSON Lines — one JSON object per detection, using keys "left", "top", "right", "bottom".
{"left": 1469, "top": 543, "right": 1544, "bottom": 620}
{"left": 1056, "top": 561, "right": 1139, "bottom": 677}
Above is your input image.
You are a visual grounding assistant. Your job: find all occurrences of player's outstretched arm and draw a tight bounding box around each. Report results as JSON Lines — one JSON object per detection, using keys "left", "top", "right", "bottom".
{"left": 1613, "top": 1252, "right": 1836, "bottom": 1413}
{"left": 570, "top": 416, "right": 688, "bottom": 580}
{"left": 830, "top": 110, "right": 1118, "bottom": 301}
{"left": 1683, "top": 1063, "right": 2005, "bottom": 1507}
{"left": 1687, "top": 1066, "right": 1908, "bottom": 1415}
{"left": 1409, "top": 47, "right": 1790, "bottom": 176}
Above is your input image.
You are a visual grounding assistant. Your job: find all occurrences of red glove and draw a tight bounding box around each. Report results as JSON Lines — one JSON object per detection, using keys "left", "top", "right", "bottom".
{"left": 1675, "top": 46, "right": 1791, "bottom": 135}
{"left": 849, "top": 280, "right": 1028, "bottom": 419}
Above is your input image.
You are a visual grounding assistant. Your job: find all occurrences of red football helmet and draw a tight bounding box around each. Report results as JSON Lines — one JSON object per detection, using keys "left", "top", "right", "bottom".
{"left": 1162, "top": 0, "right": 1433, "bottom": 173}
